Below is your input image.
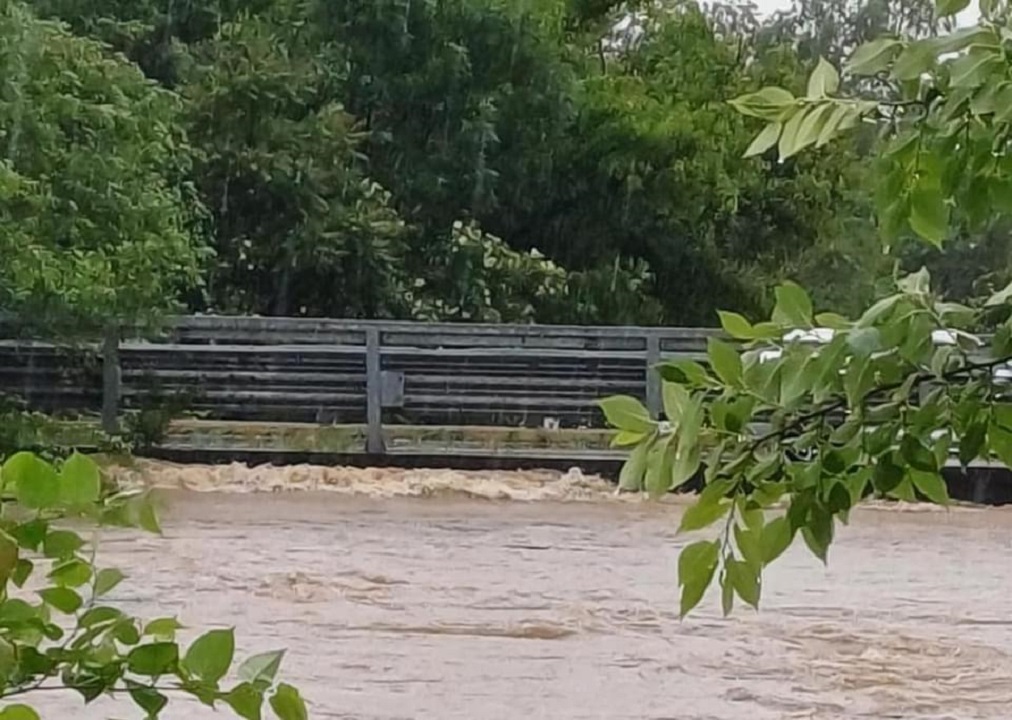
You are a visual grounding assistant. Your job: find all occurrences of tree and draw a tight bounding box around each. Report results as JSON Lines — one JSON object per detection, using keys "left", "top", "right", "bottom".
{"left": 181, "top": 8, "right": 414, "bottom": 318}
{"left": 754, "top": 0, "right": 946, "bottom": 67}
{"left": 0, "top": 451, "right": 307, "bottom": 718}
{"left": 605, "top": 0, "right": 1012, "bottom": 617}
{"left": 0, "top": 2, "right": 207, "bottom": 334}
{"left": 26, "top": 0, "right": 909, "bottom": 325}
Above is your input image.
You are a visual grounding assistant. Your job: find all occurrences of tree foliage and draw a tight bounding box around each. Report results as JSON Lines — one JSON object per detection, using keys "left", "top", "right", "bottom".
{"left": 0, "top": 2, "right": 206, "bottom": 333}
{"left": 605, "top": 0, "right": 1012, "bottom": 618}
{"left": 0, "top": 451, "right": 306, "bottom": 717}
{"left": 19, "top": 0, "right": 933, "bottom": 325}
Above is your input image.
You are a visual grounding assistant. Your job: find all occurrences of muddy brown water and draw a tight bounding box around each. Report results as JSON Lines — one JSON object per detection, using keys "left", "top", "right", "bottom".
{"left": 23, "top": 463, "right": 1012, "bottom": 719}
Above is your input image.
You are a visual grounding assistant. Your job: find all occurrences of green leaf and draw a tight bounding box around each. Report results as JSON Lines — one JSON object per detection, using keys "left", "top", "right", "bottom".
{"left": 48, "top": 559, "right": 92, "bottom": 588}
{"left": 995, "top": 404, "right": 1012, "bottom": 431}
{"left": 846, "top": 327, "right": 881, "bottom": 356}
{"left": 969, "top": 78, "right": 1008, "bottom": 115}
{"left": 733, "top": 519, "right": 763, "bottom": 573}
{"left": 866, "top": 422, "right": 898, "bottom": 456}
{"left": 910, "top": 470, "right": 949, "bottom": 504}
{"left": 730, "top": 86, "right": 797, "bottom": 120}
{"left": 11, "top": 520, "right": 46, "bottom": 552}
{"left": 857, "top": 294, "right": 902, "bottom": 327}
{"left": 908, "top": 183, "right": 949, "bottom": 248}
{"left": 239, "top": 650, "right": 286, "bottom": 687}
{"left": 991, "top": 421, "right": 1012, "bottom": 466}
{"left": 815, "top": 312, "right": 851, "bottom": 329}
{"left": 843, "top": 354, "right": 874, "bottom": 407}
{"left": 995, "top": 85, "right": 1012, "bottom": 123}
{"left": 0, "top": 639, "right": 15, "bottom": 682}
{"left": 807, "top": 57, "right": 840, "bottom": 97}
{"left": 0, "top": 705, "right": 40, "bottom": 720}
{"left": 12, "top": 560, "right": 32, "bottom": 589}
{"left": 826, "top": 481, "right": 853, "bottom": 514}
{"left": 777, "top": 354, "right": 810, "bottom": 406}
{"left": 611, "top": 430, "right": 647, "bottom": 447}
{"left": 772, "top": 281, "right": 813, "bottom": 327}
{"left": 846, "top": 469, "right": 872, "bottom": 506}
{"left": 801, "top": 507, "right": 834, "bottom": 564}
{"left": 94, "top": 568, "right": 126, "bottom": 597}
{"left": 38, "top": 587, "right": 82, "bottom": 614}
{"left": 891, "top": 39, "right": 938, "bottom": 81}
{"left": 144, "top": 617, "right": 184, "bottom": 639}
{"left": 618, "top": 439, "right": 651, "bottom": 492}
{"left": 793, "top": 103, "right": 836, "bottom": 157}
{"left": 678, "top": 540, "right": 719, "bottom": 617}
{"left": 959, "top": 422, "right": 987, "bottom": 467}
{"left": 721, "top": 569, "right": 734, "bottom": 617}
{"left": 269, "top": 683, "right": 308, "bottom": 720}
{"left": 656, "top": 359, "right": 711, "bottom": 387}
{"left": 58, "top": 452, "right": 101, "bottom": 506}
{"left": 114, "top": 619, "right": 141, "bottom": 645}
{"left": 0, "top": 600, "right": 37, "bottom": 624}
{"left": 133, "top": 495, "right": 162, "bottom": 535}
{"left": 897, "top": 266, "right": 931, "bottom": 296}
{"left": 671, "top": 444, "right": 701, "bottom": 490}
{"left": 712, "top": 396, "right": 755, "bottom": 433}
{"left": 43, "top": 530, "right": 84, "bottom": 560}
{"left": 950, "top": 47, "right": 1003, "bottom": 89}
{"left": 598, "top": 396, "right": 655, "bottom": 433}
{"left": 676, "top": 394, "right": 703, "bottom": 449}
{"left": 662, "top": 382, "right": 689, "bottom": 422}
{"left": 225, "top": 682, "right": 264, "bottom": 720}
{"left": 707, "top": 338, "right": 743, "bottom": 387}
{"left": 777, "top": 105, "right": 809, "bottom": 159}
{"left": 873, "top": 453, "right": 906, "bottom": 493}
{"left": 4, "top": 453, "right": 60, "bottom": 510}
{"left": 644, "top": 440, "right": 674, "bottom": 498}
{"left": 845, "top": 38, "right": 902, "bottom": 75}
{"left": 80, "top": 606, "right": 123, "bottom": 628}
{"left": 727, "top": 559, "right": 760, "bottom": 609}
{"left": 890, "top": 477, "right": 918, "bottom": 502}
{"left": 935, "top": 0, "right": 971, "bottom": 16}
{"left": 816, "top": 104, "right": 854, "bottom": 147}
{"left": 679, "top": 494, "right": 732, "bottom": 533}
{"left": 128, "top": 642, "right": 179, "bottom": 676}
{"left": 184, "top": 628, "right": 235, "bottom": 684}
{"left": 743, "top": 122, "right": 781, "bottom": 158}
{"left": 129, "top": 684, "right": 168, "bottom": 716}
{"left": 986, "top": 280, "right": 1012, "bottom": 307}
{"left": 934, "top": 26, "right": 997, "bottom": 54}
{"left": 0, "top": 534, "right": 17, "bottom": 587}
{"left": 718, "top": 311, "right": 755, "bottom": 340}
{"left": 753, "top": 482, "right": 787, "bottom": 508}
{"left": 760, "top": 516, "right": 794, "bottom": 564}
{"left": 901, "top": 434, "right": 938, "bottom": 472}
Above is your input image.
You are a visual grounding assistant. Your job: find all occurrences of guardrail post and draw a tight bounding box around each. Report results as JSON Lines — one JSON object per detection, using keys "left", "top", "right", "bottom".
{"left": 365, "top": 327, "right": 386, "bottom": 454}
{"left": 101, "top": 324, "right": 121, "bottom": 434}
{"left": 646, "top": 334, "right": 662, "bottom": 419}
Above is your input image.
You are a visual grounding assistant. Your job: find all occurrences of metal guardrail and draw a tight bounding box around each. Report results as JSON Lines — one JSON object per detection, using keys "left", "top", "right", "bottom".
{"left": 0, "top": 316, "right": 719, "bottom": 457}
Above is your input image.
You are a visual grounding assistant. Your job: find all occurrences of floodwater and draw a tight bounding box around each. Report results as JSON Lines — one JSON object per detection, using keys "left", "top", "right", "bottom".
{"left": 26, "top": 462, "right": 1012, "bottom": 719}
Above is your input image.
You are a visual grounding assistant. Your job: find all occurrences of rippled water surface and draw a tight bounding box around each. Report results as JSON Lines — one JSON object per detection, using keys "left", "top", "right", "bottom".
{"left": 27, "top": 464, "right": 1012, "bottom": 719}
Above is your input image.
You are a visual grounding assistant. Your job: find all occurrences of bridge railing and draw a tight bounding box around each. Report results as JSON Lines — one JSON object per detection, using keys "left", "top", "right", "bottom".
{"left": 0, "top": 316, "right": 719, "bottom": 455}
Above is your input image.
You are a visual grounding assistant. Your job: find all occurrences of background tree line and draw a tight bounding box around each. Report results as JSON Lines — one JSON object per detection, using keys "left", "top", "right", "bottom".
{"left": 3, "top": 0, "right": 1007, "bottom": 330}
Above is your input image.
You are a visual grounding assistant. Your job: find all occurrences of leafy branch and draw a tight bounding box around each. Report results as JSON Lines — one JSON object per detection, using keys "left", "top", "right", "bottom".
{"left": 0, "top": 451, "right": 309, "bottom": 719}
{"left": 754, "top": 352, "right": 1012, "bottom": 451}
{"left": 603, "top": 267, "right": 1012, "bottom": 618}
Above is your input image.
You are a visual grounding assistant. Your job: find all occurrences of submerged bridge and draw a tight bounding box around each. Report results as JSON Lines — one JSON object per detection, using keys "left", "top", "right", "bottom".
{"left": 1, "top": 315, "right": 1009, "bottom": 503}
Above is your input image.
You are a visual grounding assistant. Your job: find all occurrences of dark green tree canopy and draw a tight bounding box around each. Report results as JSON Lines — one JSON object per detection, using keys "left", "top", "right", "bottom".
{"left": 7, "top": 0, "right": 1005, "bottom": 326}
